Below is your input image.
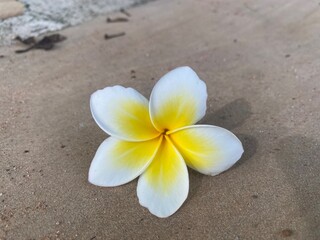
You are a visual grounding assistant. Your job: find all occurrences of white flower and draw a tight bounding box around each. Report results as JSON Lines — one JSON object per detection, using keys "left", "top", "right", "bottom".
{"left": 89, "top": 66, "right": 244, "bottom": 218}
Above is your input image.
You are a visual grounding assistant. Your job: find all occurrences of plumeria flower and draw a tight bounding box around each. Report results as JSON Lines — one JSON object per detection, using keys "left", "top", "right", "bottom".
{"left": 89, "top": 66, "right": 244, "bottom": 218}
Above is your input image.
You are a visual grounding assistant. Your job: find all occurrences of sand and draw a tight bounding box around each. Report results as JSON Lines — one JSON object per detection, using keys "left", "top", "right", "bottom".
{"left": 0, "top": 0, "right": 319, "bottom": 239}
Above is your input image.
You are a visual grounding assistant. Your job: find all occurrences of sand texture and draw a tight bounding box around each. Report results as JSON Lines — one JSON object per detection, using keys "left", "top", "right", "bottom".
{"left": 0, "top": 0, "right": 319, "bottom": 239}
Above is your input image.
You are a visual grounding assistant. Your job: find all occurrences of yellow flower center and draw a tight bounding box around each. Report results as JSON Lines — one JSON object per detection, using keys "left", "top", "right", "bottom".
{"left": 162, "top": 128, "right": 169, "bottom": 135}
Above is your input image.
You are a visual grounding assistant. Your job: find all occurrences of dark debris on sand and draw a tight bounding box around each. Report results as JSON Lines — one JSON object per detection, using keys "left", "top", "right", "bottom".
{"left": 15, "top": 34, "right": 67, "bottom": 54}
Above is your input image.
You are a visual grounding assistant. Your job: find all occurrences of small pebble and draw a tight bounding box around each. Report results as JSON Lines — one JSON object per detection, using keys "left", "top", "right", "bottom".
{"left": 280, "top": 229, "right": 293, "bottom": 237}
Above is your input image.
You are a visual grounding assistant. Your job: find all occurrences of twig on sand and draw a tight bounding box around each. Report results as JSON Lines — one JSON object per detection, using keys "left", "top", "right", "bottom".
{"left": 107, "top": 17, "right": 128, "bottom": 23}
{"left": 120, "top": 8, "right": 131, "bottom": 17}
{"left": 104, "top": 32, "right": 126, "bottom": 40}
{"left": 15, "top": 34, "right": 67, "bottom": 54}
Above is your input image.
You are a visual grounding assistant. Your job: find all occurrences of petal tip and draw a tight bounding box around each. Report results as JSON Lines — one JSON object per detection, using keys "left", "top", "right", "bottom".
{"left": 137, "top": 172, "right": 189, "bottom": 218}
{"left": 137, "top": 190, "right": 188, "bottom": 218}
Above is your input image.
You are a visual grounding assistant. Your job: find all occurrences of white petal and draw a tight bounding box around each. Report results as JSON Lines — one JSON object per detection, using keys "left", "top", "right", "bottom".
{"left": 149, "top": 66, "right": 207, "bottom": 131}
{"left": 90, "top": 86, "right": 159, "bottom": 141}
{"left": 89, "top": 137, "right": 162, "bottom": 187}
{"left": 137, "top": 137, "right": 189, "bottom": 218}
{"left": 169, "top": 125, "right": 244, "bottom": 176}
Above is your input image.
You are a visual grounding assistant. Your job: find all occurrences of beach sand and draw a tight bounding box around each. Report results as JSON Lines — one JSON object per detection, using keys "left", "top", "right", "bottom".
{"left": 0, "top": 0, "right": 319, "bottom": 239}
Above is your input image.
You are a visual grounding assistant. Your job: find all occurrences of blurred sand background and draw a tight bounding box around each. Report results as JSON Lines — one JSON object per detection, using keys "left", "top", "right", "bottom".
{"left": 0, "top": 0, "right": 153, "bottom": 45}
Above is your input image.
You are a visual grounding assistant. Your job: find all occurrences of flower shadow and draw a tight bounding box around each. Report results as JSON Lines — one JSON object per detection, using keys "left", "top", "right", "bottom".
{"left": 200, "top": 98, "right": 252, "bottom": 130}
{"left": 233, "top": 133, "right": 258, "bottom": 169}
